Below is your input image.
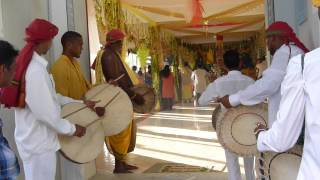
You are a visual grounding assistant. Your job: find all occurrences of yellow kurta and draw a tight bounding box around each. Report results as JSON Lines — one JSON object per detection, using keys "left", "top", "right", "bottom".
{"left": 95, "top": 50, "right": 136, "bottom": 160}
{"left": 51, "top": 55, "right": 91, "bottom": 99}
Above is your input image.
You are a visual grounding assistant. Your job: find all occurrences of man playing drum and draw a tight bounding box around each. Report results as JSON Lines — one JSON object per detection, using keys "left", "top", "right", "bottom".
{"left": 51, "top": 31, "right": 98, "bottom": 179}
{"left": 254, "top": 46, "right": 320, "bottom": 180}
{"left": 199, "top": 50, "right": 255, "bottom": 180}
{"left": 0, "top": 19, "right": 99, "bottom": 180}
{"left": 218, "top": 21, "right": 309, "bottom": 128}
{"left": 93, "top": 29, "right": 144, "bottom": 173}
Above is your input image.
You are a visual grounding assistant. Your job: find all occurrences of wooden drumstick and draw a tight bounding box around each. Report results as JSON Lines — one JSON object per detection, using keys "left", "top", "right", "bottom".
{"left": 113, "top": 73, "right": 125, "bottom": 82}
{"left": 85, "top": 91, "right": 121, "bottom": 128}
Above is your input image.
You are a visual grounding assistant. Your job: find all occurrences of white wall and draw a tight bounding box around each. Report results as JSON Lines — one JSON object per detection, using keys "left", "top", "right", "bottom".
{"left": 73, "top": 0, "right": 91, "bottom": 81}
{"left": 273, "top": 0, "right": 319, "bottom": 51}
{"left": 0, "top": 1, "right": 3, "bottom": 38}
{"left": 298, "top": 2, "right": 320, "bottom": 50}
{"left": 48, "top": 0, "right": 68, "bottom": 66}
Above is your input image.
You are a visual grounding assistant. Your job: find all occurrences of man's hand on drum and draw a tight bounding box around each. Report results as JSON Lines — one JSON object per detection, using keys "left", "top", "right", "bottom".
{"left": 132, "top": 93, "right": 145, "bottom": 105}
{"left": 74, "top": 124, "right": 86, "bottom": 137}
{"left": 83, "top": 100, "right": 105, "bottom": 117}
{"left": 254, "top": 123, "right": 267, "bottom": 139}
{"left": 108, "top": 79, "right": 119, "bottom": 86}
{"left": 217, "top": 95, "right": 232, "bottom": 108}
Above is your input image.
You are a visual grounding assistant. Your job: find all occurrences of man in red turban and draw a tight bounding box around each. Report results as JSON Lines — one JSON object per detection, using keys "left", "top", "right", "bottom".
{"left": 217, "top": 21, "right": 308, "bottom": 162}
{"left": 0, "top": 19, "right": 94, "bottom": 180}
{"left": 93, "top": 29, "right": 144, "bottom": 173}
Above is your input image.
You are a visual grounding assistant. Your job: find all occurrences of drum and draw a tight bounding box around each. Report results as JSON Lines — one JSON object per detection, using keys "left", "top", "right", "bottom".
{"left": 59, "top": 102, "right": 105, "bottom": 163}
{"left": 131, "top": 84, "right": 156, "bottom": 114}
{"left": 216, "top": 103, "right": 268, "bottom": 156}
{"left": 211, "top": 104, "right": 221, "bottom": 130}
{"left": 256, "top": 145, "right": 302, "bottom": 180}
{"left": 85, "top": 83, "right": 133, "bottom": 136}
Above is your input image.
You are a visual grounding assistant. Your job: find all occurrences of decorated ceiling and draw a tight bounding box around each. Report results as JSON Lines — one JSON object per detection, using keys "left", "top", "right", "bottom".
{"left": 120, "top": 0, "right": 265, "bottom": 43}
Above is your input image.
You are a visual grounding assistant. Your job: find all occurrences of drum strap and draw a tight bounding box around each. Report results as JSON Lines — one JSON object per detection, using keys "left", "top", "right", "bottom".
{"left": 297, "top": 54, "right": 305, "bottom": 145}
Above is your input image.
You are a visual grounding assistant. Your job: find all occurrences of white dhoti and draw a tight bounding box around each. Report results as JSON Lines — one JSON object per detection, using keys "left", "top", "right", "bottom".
{"left": 23, "top": 151, "right": 57, "bottom": 180}
{"left": 59, "top": 153, "right": 96, "bottom": 180}
{"left": 225, "top": 150, "right": 255, "bottom": 180}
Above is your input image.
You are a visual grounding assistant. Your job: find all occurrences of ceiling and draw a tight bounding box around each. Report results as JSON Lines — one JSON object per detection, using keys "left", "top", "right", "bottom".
{"left": 120, "top": 0, "right": 266, "bottom": 44}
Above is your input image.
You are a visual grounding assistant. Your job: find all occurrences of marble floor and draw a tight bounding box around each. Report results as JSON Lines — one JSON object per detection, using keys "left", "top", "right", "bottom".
{"left": 92, "top": 104, "right": 247, "bottom": 180}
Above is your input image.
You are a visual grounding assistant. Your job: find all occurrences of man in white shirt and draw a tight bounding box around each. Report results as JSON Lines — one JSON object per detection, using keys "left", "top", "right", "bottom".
{"left": 192, "top": 64, "right": 208, "bottom": 106}
{"left": 0, "top": 19, "right": 95, "bottom": 180}
{"left": 218, "top": 21, "right": 309, "bottom": 127}
{"left": 199, "top": 50, "right": 255, "bottom": 180}
{"left": 254, "top": 48, "right": 320, "bottom": 180}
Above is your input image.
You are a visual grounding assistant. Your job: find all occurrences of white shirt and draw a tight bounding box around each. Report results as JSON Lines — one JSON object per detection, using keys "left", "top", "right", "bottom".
{"left": 191, "top": 68, "right": 208, "bottom": 93}
{"left": 257, "top": 48, "right": 320, "bottom": 180}
{"left": 15, "top": 52, "right": 77, "bottom": 161}
{"left": 229, "top": 44, "right": 304, "bottom": 126}
{"left": 199, "top": 70, "right": 254, "bottom": 107}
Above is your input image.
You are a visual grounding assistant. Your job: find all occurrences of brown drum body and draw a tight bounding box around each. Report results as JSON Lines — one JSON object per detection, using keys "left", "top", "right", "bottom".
{"left": 85, "top": 84, "right": 133, "bottom": 136}
{"left": 59, "top": 103, "right": 105, "bottom": 164}
{"left": 216, "top": 104, "right": 268, "bottom": 156}
{"left": 256, "top": 145, "right": 302, "bottom": 180}
{"left": 131, "top": 84, "right": 156, "bottom": 114}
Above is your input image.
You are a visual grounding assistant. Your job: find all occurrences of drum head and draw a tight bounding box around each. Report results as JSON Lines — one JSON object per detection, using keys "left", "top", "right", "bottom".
{"left": 216, "top": 104, "right": 268, "bottom": 156}
{"left": 131, "top": 85, "right": 156, "bottom": 114}
{"left": 256, "top": 145, "right": 302, "bottom": 180}
{"left": 269, "top": 153, "right": 301, "bottom": 179}
{"left": 85, "top": 84, "right": 133, "bottom": 136}
{"left": 59, "top": 103, "right": 105, "bottom": 163}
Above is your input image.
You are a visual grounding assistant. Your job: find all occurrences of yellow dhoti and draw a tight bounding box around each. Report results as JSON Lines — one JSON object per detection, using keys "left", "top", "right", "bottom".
{"left": 106, "top": 121, "right": 136, "bottom": 160}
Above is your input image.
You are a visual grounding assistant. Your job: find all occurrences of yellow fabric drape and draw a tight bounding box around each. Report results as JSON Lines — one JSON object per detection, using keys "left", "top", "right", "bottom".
{"left": 116, "top": 52, "right": 139, "bottom": 85}
{"left": 106, "top": 121, "right": 133, "bottom": 160}
{"left": 51, "top": 55, "right": 91, "bottom": 99}
{"left": 94, "top": 50, "right": 139, "bottom": 86}
{"left": 94, "top": 50, "right": 106, "bottom": 85}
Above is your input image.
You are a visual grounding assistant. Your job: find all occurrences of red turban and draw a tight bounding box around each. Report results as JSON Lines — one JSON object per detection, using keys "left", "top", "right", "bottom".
{"left": 0, "top": 19, "right": 58, "bottom": 108}
{"left": 266, "top": 21, "right": 309, "bottom": 53}
{"left": 91, "top": 29, "right": 125, "bottom": 70}
{"left": 106, "top": 29, "right": 125, "bottom": 46}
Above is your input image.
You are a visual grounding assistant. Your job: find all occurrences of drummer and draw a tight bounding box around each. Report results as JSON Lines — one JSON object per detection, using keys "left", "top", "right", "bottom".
{"left": 199, "top": 50, "right": 255, "bottom": 180}
{"left": 92, "top": 29, "right": 144, "bottom": 173}
{"left": 254, "top": 48, "right": 320, "bottom": 180}
{"left": 51, "top": 31, "right": 96, "bottom": 178}
{"left": 0, "top": 19, "right": 97, "bottom": 180}
{"left": 218, "top": 21, "right": 309, "bottom": 128}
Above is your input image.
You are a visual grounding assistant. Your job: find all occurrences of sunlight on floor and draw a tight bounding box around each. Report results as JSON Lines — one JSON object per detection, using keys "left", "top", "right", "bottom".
{"left": 95, "top": 104, "right": 246, "bottom": 178}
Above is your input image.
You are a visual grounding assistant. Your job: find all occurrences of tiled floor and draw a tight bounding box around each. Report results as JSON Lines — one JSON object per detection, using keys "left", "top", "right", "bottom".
{"left": 93, "top": 104, "right": 246, "bottom": 179}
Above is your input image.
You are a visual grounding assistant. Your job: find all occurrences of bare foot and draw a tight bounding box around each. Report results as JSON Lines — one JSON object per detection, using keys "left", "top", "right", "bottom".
{"left": 124, "top": 162, "right": 138, "bottom": 170}
{"left": 113, "top": 168, "right": 133, "bottom": 174}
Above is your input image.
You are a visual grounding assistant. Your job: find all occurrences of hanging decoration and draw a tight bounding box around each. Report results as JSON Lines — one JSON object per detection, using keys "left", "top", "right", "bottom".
{"left": 137, "top": 43, "right": 149, "bottom": 68}
{"left": 207, "top": 48, "right": 214, "bottom": 64}
{"left": 215, "top": 35, "right": 224, "bottom": 67}
{"left": 191, "top": 0, "right": 204, "bottom": 25}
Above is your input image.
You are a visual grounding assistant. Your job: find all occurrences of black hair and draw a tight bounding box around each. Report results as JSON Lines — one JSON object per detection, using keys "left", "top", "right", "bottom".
{"left": 241, "top": 53, "right": 255, "bottom": 68}
{"left": 223, "top": 50, "right": 240, "bottom": 70}
{"left": 0, "top": 40, "right": 18, "bottom": 70}
{"left": 160, "top": 65, "right": 170, "bottom": 78}
{"left": 61, "top": 31, "right": 82, "bottom": 47}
